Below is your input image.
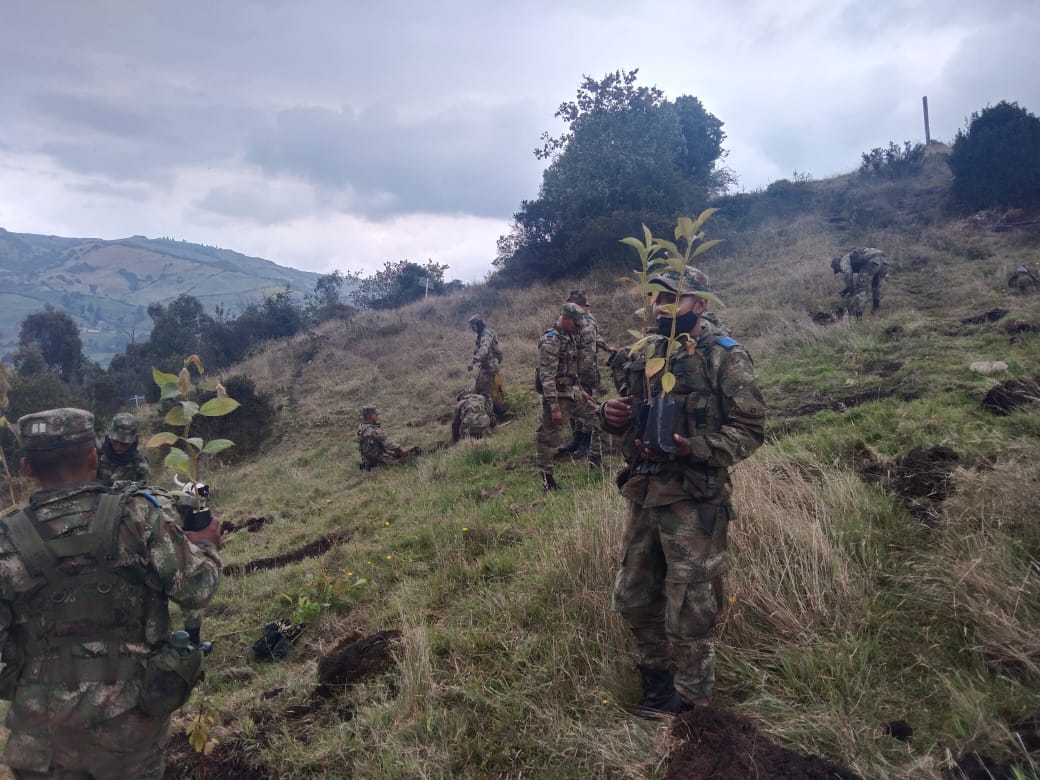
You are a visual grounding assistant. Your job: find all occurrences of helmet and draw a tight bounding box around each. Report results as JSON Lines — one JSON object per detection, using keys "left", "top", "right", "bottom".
{"left": 108, "top": 413, "right": 140, "bottom": 444}
{"left": 647, "top": 265, "right": 722, "bottom": 306}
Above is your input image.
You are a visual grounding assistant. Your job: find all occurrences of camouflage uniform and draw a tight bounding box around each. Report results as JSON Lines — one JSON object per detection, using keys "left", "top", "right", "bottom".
{"left": 833, "top": 247, "right": 888, "bottom": 317}
{"left": 468, "top": 321, "right": 503, "bottom": 398}
{"left": 96, "top": 413, "right": 150, "bottom": 486}
{"left": 0, "top": 409, "right": 221, "bottom": 780}
{"left": 452, "top": 393, "right": 493, "bottom": 442}
{"left": 1008, "top": 265, "right": 1038, "bottom": 293}
{"left": 357, "top": 407, "right": 406, "bottom": 470}
{"left": 602, "top": 269, "right": 765, "bottom": 706}
{"left": 536, "top": 304, "right": 603, "bottom": 477}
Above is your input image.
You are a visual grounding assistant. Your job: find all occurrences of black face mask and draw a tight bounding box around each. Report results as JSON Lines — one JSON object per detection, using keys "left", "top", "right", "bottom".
{"left": 656, "top": 310, "right": 699, "bottom": 336}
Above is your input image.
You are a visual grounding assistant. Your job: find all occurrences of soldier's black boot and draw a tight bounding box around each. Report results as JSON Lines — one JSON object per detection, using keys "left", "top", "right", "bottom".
{"left": 555, "top": 432, "right": 581, "bottom": 457}
{"left": 636, "top": 666, "right": 694, "bottom": 719}
{"left": 541, "top": 472, "right": 558, "bottom": 491}
{"left": 571, "top": 431, "right": 591, "bottom": 457}
{"left": 492, "top": 400, "right": 508, "bottom": 420}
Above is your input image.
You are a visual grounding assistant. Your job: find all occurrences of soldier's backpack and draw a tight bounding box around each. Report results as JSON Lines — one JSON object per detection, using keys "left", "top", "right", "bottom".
{"left": 358, "top": 425, "right": 382, "bottom": 463}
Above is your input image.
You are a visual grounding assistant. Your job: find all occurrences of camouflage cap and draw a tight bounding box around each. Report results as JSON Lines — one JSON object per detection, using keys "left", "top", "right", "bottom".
{"left": 566, "top": 289, "right": 588, "bottom": 305}
{"left": 467, "top": 314, "right": 483, "bottom": 327}
{"left": 18, "top": 407, "right": 96, "bottom": 452}
{"left": 361, "top": 405, "right": 379, "bottom": 419}
{"left": 648, "top": 265, "right": 722, "bottom": 306}
{"left": 561, "top": 302, "right": 586, "bottom": 324}
{"left": 108, "top": 412, "right": 140, "bottom": 443}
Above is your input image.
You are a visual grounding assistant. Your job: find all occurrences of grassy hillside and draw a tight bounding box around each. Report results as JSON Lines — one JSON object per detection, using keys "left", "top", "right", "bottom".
{"left": 0, "top": 228, "right": 321, "bottom": 364}
{"left": 2, "top": 158, "right": 1039, "bottom": 778}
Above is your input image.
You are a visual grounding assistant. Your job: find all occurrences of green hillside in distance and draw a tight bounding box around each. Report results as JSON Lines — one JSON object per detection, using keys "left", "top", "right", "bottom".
{"left": 0, "top": 228, "right": 322, "bottom": 365}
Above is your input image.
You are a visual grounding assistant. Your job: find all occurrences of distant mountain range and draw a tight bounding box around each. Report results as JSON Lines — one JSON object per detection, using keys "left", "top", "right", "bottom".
{"left": 0, "top": 227, "right": 321, "bottom": 365}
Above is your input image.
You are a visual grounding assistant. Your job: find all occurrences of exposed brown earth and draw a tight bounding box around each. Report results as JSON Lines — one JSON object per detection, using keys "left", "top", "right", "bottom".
{"left": 663, "top": 706, "right": 861, "bottom": 780}
{"left": 223, "top": 529, "right": 353, "bottom": 576}
{"left": 982, "top": 378, "right": 1040, "bottom": 416}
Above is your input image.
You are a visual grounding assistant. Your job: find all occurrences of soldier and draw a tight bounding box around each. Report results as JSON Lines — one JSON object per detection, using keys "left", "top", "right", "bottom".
{"left": 466, "top": 315, "right": 507, "bottom": 420}
{"left": 535, "top": 303, "right": 604, "bottom": 490}
{"left": 600, "top": 266, "right": 765, "bottom": 716}
{"left": 831, "top": 247, "right": 889, "bottom": 317}
{"left": 556, "top": 290, "right": 615, "bottom": 459}
{"left": 357, "top": 406, "right": 407, "bottom": 470}
{"left": 1008, "top": 265, "right": 1039, "bottom": 293}
{"left": 0, "top": 407, "right": 221, "bottom": 779}
{"left": 452, "top": 391, "right": 494, "bottom": 442}
{"left": 96, "top": 412, "right": 151, "bottom": 485}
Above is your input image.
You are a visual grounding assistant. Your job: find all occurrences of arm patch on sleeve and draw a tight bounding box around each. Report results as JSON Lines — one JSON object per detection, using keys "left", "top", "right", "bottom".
{"left": 716, "top": 336, "right": 740, "bottom": 349}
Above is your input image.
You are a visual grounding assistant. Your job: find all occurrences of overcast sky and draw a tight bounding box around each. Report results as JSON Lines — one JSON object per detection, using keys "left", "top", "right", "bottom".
{"left": 1, "top": 1, "right": 1037, "bottom": 282}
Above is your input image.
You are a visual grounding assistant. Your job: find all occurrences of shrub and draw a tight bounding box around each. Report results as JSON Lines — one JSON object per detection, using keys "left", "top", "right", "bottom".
{"left": 949, "top": 101, "right": 1040, "bottom": 210}
{"left": 859, "top": 141, "right": 926, "bottom": 179}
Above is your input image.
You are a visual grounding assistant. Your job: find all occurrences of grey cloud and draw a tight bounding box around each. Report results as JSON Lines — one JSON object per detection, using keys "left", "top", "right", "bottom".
{"left": 192, "top": 185, "right": 317, "bottom": 226}
{"left": 246, "top": 101, "right": 544, "bottom": 220}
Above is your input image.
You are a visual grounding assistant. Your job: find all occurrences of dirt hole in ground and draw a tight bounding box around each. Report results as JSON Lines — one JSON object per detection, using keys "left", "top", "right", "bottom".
{"left": 164, "top": 731, "right": 268, "bottom": 779}
{"left": 892, "top": 446, "right": 961, "bottom": 522}
{"left": 961, "top": 308, "right": 1009, "bottom": 325}
{"left": 778, "top": 387, "right": 917, "bottom": 418}
{"left": 948, "top": 714, "right": 1040, "bottom": 779}
{"left": 220, "top": 516, "right": 271, "bottom": 535}
{"left": 982, "top": 378, "right": 1040, "bottom": 416}
{"left": 224, "top": 529, "right": 352, "bottom": 576}
{"left": 663, "top": 706, "right": 860, "bottom": 779}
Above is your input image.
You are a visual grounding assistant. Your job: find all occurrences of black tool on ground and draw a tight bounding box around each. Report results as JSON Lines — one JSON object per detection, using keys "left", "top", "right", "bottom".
{"left": 252, "top": 618, "right": 304, "bottom": 661}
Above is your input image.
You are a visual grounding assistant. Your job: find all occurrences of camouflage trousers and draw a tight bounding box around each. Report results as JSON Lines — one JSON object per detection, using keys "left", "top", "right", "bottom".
{"left": 612, "top": 497, "right": 731, "bottom": 703}
{"left": 535, "top": 392, "right": 602, "bottom": 472}
{"left": 6, "top": 707, "right": 169, "bottom": 780}
{"left": 843, "top": 264, "right": 887, "bottom": 317}
{"left": 473, "top": 369, "right": 498, "bottom": 397}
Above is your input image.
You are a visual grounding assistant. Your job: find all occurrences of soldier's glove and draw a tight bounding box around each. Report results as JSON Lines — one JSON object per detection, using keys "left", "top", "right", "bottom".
{"left": 252, "top": 618, "right": 304, "bottom": 661}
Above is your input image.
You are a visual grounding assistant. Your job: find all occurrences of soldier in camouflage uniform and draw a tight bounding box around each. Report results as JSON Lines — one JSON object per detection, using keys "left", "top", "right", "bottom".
{"left": 535, "top": 303, "right": 604, "bottom": 490}
{"left": 96, "top": 412, "right": 151, "bottom": 486}
{"left": 557, "top": 290, "right": 615, "bottom": 458}
{"left": 831, "top": 247, "right": 889, "bottom": 317}
{"left": 600, "top": 267, "right": 765, "bottom": 716}
{"left": 452, "top": 392, "right": 494, "bottom": 442}
{"left": 357, "top": 406, "right": 407, "bottom": 470}
{"left": 0, "top": 408, "right": 221, "bottom": 779}
{"left": 466, "top": 315, "right": 507, "bottom": 420}
{"left": 1008, "top": 264, "right": 1039, "bottom": 293}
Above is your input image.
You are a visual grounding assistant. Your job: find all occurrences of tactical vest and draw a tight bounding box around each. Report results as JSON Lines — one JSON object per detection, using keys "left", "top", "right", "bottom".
{"left": 357, "top": 424, "right": 382, "bottom": 463}
{"left": 1, "top": 492, "right": 151, "bottom": 687}
{"left": 625, "top": 333, "right": 740, "bottom": 467}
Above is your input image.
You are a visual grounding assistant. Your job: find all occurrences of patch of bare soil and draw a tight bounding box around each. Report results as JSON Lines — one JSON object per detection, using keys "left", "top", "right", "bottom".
{"left": 947, "top": 715, "right": 1040, "bottom": 779}
{"left": 163, "top": 732, "right": 268, "bottom": 779}
{"left": 224, "top": 529, "right": 352, "bottom": 576}
{"left": 1003, "top": 318, "right": 1035, "bottom": 335}
{"left": 961, "top": 308, "right": 1009, "bottom": 325}
{"left": 982, "top": 378, "right": 1040, "bottom": 416}
{"left": 663, "top": 706, "right": 860, "bottom": 780}
{"left": 220, "top": 516, "right": 271, "bottom": 535}
{"left": 778, "top": 386, "right": 918, "bottom": 417}
{"left": 891, "top": 445, "right": 961, "bottom": 521}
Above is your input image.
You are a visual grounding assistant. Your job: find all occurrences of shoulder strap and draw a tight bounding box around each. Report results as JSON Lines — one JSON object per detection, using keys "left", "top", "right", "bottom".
{"left": 3, "top": 509, "right": 58, "bottom": 584}
{"left": 94, "top": 492, "right": 126, "bottom": 561}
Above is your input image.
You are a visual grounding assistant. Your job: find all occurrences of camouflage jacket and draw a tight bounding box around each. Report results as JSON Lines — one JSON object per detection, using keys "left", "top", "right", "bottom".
{"left": 577, "top": 313, "right": 608, "bottom": 390}
{"left": 0, "top": 482, "right": 220, "bottom": 767}
{"left": 838, "top": 248, "right": 887, "bottom": 288}
{"left": 603, "top": 320, "right": 766, "bottom": 507}
{"left": 537, "top": 325, "right": 592, "bottom": 408}
{"left": 356, "top": 423, "right": 403, "bottom": 464}
{"left": 452, "top": 394, "right": 493, "bottom": 440}
{"left": 96, "top": 441, "right": 151, "bottom": 485}
{"left": 470, "top": 327, "right": 502, "bottom": 372}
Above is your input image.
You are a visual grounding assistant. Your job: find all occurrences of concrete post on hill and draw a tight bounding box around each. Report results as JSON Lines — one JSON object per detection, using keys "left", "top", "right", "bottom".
{"left": 922, "top": 96, "right": 931, "bottom": 144}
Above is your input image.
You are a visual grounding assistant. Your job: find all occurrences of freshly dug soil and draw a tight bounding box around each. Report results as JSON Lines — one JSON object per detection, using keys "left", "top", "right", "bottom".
{"left": 224, "top": 529, "right": 352, "bottom": 576}
{"left": 982, "top": 378, "right": 1040, "bottom": 416}
{"left": 163, "top": 732, "right": 268, "bottom": 779}
{"left": 663, "top": 706, "right": 860, "bottom": 780}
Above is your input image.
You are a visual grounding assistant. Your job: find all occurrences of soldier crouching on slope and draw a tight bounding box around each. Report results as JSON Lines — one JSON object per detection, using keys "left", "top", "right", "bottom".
{"left": 600, "top": 267, "right": 765, "bottom": 717}
{"left": 452, "top": 391, "right": 494, "bottom": 442}
{"left": 1, "top": 407, "right": 221, "bottom": 779}
{"left": 357, "top": 405, "right": 408, "bottom": 470}
{"left": 831, "top": 247, "right": 889, "bottom": 317}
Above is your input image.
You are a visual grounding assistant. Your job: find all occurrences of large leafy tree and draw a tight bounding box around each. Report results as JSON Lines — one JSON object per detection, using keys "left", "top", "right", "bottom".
{"left": 16, "top": 307, "right": 84, "bottom": 382}
{"left": 495, "top": 70, "right": 731, "bottom": 283}
{"left": 949, "top": 101, "right": 1040, "bottom": 210}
